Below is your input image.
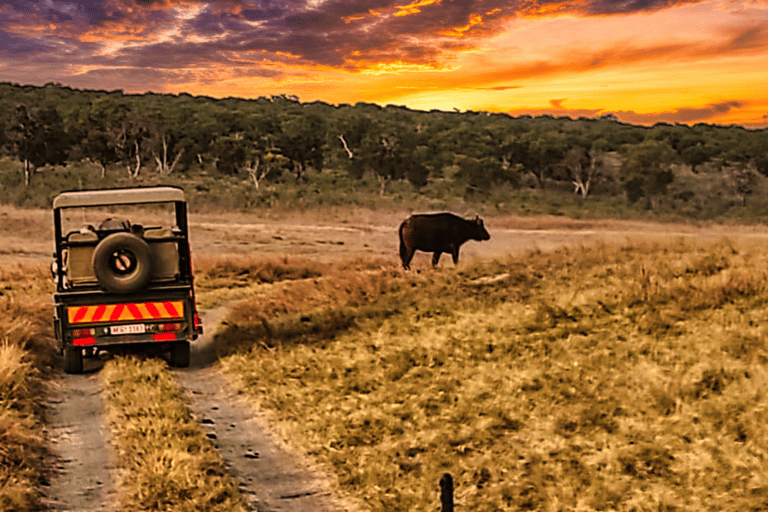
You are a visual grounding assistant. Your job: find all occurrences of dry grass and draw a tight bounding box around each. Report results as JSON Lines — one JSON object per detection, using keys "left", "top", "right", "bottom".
{"left": 0, "top": 263, "right": 55, "bottom": 512}
{"left": 100, "top": 356, "right": 248, "bottom": 512}
{"left": 193, "top": 254, "right": 390, "bottom": 308}
{"left": 220, "top": 238, "right": 768, "bottom": 511}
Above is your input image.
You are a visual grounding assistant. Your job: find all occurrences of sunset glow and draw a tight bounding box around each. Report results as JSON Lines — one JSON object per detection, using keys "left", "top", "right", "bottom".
{"left": 0, "top": 0, "right": 766, "bottom": 127}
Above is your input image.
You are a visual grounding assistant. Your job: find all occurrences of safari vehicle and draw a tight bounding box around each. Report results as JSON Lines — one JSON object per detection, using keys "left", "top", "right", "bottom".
{"left": 51, "top": 186, "right": 202, "bottom": 374}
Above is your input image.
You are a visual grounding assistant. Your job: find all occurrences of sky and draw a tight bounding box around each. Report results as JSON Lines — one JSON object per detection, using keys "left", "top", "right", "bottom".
{"left": 1, "top": 0, "right": 767, "bottom": 128}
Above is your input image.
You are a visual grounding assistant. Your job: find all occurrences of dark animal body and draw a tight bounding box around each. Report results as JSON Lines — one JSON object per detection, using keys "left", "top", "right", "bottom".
{"left": 398, "top": 213, "right": 490, "bottom": 270}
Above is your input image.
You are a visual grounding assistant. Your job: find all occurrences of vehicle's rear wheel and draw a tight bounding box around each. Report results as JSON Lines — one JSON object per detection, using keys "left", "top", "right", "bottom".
{"left": 63, "top": 345, "right": 83, "bottom": 374}
{"left": 170, "top": 341, "right": 190, "bottom": 368}
{"left": 92, "top": 233, "right": 153, "bottom": 294}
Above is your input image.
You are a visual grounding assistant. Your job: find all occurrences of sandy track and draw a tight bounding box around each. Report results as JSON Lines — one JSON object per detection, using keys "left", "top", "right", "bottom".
{"left": 176, "top": 367, "right": 340, "bottom": 512}
{"left": 46, "top": 369, "right": 115, "bottom": 512}
{"left": 177, "top": 305, "right": 343, "bottom": 512}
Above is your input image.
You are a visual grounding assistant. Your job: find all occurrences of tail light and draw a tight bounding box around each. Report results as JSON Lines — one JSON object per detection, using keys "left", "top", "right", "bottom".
{"left": 153, "top": 322, "right": 184, "bottom": 342}
{"left": 72, "top": 328, "right": 96, "bottom": 346}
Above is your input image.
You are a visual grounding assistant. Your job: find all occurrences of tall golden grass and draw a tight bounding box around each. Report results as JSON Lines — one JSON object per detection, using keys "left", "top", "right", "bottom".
{"left": 193, "top": 254, "right": 390, "bottom": 308}
{"left": 0, "top": 263, "right": 54, "bottom": 512}
{"left": 220, "top": 239, "right": 768, "bottom": 511}
{"left": 100, "top": 356, "right": 248, "bottom": 512}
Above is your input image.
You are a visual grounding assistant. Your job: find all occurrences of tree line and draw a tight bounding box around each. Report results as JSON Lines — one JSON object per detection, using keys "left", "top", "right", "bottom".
{"left": 1, "top": 82, "right": 767, "bottom": 210}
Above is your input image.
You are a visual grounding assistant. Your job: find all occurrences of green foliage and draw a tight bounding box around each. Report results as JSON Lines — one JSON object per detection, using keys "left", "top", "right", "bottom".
{"left": 621, "top": 140, "right": 677, "bottom": 205}
{"left": 1, "top": 83, "right": 768, "bottom": 223}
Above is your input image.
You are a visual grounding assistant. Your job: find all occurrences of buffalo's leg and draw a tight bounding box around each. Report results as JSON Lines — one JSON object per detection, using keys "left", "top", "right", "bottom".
{"left": 432, "top": 252, "right": 442, "bottom": 266}
{"left": 451, "top": 247, "right": 460, "bottom": 264}
{"left": 401, "top": 247, "right": 415, "bottom": 270}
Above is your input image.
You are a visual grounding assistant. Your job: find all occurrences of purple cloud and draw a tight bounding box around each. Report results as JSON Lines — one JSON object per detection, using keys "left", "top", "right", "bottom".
{"left": 0, "top": 0, "right": 726, "bottom": 72}
{"left": 609, "top": 101, "right": 746, "bottom": 125}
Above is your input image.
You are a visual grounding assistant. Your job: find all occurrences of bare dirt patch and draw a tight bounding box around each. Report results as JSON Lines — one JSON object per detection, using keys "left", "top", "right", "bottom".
{"left": 46, "top": 369, "right": 115, "bottom": 512}
{"left": 6, "top": 203, "right": 768, "bottom": 266}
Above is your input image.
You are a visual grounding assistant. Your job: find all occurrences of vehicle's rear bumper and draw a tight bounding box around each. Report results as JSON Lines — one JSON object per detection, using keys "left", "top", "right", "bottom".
{"left": 71, "top": 331, "right": 192, "bottom": 348}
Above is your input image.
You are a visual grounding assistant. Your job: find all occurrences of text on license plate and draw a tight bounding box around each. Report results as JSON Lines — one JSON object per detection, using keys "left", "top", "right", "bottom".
{"left": 110, "top": 324, "right": 146, "bottom": 335}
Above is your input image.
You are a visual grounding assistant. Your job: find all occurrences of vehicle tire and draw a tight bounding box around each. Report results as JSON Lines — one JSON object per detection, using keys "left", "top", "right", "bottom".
{"left": 63, "top": 345, "right": 83, "bottom": 374}
{"left": 170, "top": 341, "right": 190, "bottom": 368}
{"left": 92, "top": 233, "right": 153, "bottom": 294}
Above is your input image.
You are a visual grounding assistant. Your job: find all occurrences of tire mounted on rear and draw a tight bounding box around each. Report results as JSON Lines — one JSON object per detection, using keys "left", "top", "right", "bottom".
{"left": 92, "top": 232, "right": 153, "bottom": 294}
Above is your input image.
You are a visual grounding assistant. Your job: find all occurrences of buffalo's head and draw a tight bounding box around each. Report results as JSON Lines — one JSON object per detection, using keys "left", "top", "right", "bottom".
{"left": 473, "top": 216, "right": 491, "bottom": 241}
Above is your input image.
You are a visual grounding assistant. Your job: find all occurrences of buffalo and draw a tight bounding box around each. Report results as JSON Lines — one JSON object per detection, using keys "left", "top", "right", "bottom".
{"left": 398, "top": 213, "right": 490, "bottom": 270}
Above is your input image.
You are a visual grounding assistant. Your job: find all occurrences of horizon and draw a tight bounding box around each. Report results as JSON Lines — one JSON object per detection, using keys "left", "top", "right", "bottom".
{"left": 1, "top": 1, "right": 766, "bottom": 129}
{"left": 5, "top": 79, "right": 765, "bottom": 132}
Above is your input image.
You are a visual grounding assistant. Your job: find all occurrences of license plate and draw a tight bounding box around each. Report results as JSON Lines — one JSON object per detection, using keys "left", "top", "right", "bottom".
{"left": 110, "top": 324, "right": 146, "bottom": 335}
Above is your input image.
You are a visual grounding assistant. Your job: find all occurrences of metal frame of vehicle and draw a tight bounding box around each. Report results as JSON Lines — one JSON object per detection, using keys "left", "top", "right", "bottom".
{"left": 52, "top": 186, "right": 202, "bottom": 373}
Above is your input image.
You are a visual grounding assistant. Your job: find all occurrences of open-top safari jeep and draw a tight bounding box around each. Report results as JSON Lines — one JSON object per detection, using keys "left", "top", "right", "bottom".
{"left": 52, "top": 186, "right": 202, "bottom": 374}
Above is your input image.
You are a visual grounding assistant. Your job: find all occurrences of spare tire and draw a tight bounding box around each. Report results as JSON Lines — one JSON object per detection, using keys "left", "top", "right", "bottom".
{"left": 92, "top": 232, "right": 153, "bottom": 294}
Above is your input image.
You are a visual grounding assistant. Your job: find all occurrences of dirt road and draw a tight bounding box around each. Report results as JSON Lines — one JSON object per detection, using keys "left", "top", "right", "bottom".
{"left": 46, "top": 371, "right": 115, "bottom": 511}
{"left": 177, "top": 306, "right": 342, "bottom": 512}
{"left": 10, "top": 203, "right": 768, "bottom": 510}
{"left": 10, "top": 204, "right": 768, "bottom": 267}
{"left": 46, "top": 304, "right": 344, "bottom": 512}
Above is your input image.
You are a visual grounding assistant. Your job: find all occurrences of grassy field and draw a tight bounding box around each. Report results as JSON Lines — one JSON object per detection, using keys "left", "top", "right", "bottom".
{"left": 0, "top": 263, "right": 54, "bottom": 512}
{"left": 4, "top": 233, "right": 768, "bottom": 511}
{"left": 218, "top": 238, "right": 768, "bottom": 511}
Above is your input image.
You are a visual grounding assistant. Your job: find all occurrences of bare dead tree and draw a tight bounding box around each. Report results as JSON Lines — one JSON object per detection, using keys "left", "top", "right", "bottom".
{"left": 128, "top": 140, "right": 141, "bottom": 179}
{"left": 565, "top": 148, "right": 605, "bottom": 198}
{"left": 338, "top": 134, "right": 353, "bottom": 159}
{"left": 245, "top": 158, "right": 270, "bottom": 189}
{"left": 376, "top": 174, "right": 390, "bottom": 196}
{"left": 154, "top": 136, "right": 184, "bottom": 176}
{"left": 23, "top": 159, "right": 33, "bottom": 186}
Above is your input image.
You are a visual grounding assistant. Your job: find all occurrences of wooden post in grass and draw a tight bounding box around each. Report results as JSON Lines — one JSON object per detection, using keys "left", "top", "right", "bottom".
{"left": 440, "top": 473, "right": 454, "bottom": 512}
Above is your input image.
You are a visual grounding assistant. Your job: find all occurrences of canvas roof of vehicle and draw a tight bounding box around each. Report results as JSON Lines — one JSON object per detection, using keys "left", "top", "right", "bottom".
{"left": 53, "top": 187, "right": 186, "bottom": 209}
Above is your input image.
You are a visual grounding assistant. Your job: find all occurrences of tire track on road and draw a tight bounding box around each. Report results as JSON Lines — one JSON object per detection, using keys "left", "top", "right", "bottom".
{"left": 175, "top": 306, "right": 342, "bottom": 512}
{"left": 46, "top": 370, "right": 115, "bottom": 512}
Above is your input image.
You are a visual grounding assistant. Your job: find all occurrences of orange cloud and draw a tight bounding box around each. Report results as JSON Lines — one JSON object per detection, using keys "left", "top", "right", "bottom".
{"left": 0, "top": 0, "right": 766, "bottom": 127}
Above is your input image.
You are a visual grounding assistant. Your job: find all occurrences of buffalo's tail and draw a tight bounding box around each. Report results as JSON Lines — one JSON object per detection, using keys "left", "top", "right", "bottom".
{"left": 398, "top": 220, "right": 412, "bottom": 269}
{"left": 398, "top": 221, "right": 407, "bottom": 263}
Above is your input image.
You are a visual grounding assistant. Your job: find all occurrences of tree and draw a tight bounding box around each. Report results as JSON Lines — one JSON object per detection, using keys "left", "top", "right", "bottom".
{"left": 754, "top": 154, "right": 768, "bottom": 177}
{"left": 212, "top": 134, "right": 247, "bottom": 176}
{"left": 331, "top": 112, "right": 372, "bottom": 168}
{"left": 279, "top": 113, "right": 325, "bottom": 181}
{"left": 680, "top": 143, "right": 711, "bottom": 173}
{"left": 406, "top": 145, "right": 431, "bottom": 188}
{"left": 456, "top": 155, "right": 501, "bottom": 193}
{"left": 77, "top": 97, "right": 130, "bottom": 178}
{"left": 212, "top": 125, "right": 287, "bottom": 188}
{"left": 78, "top": 97, "right": 150, "bottom": 179}
{"left": 245, "top": 152, "right": 290, "bottom": 189}
{"left": 730, "top": 165, "right": 759, "bottom": 206}
{"left": 563, "top": 146, "right": 605, "bottom": 198}
{"left": 523, "top": 131, "right": 565, "bottom": 187}
{"left": 7, "top": 104, "right": 69, "bottom": 185}
{"left": 621, "top": 140, "right": 676, "bottom": 206}
{"left": 118, "top": 111, "right": 152, "bottom": 179}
